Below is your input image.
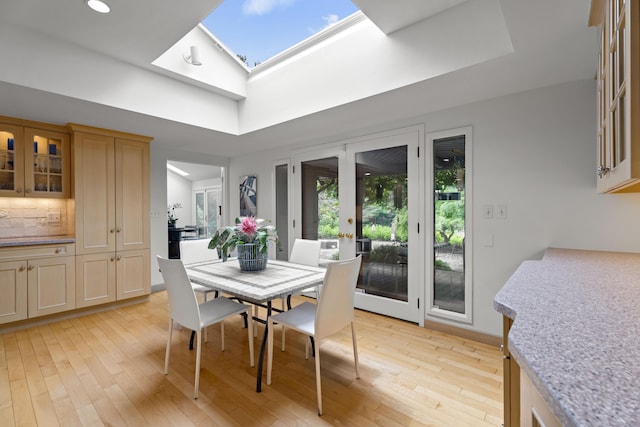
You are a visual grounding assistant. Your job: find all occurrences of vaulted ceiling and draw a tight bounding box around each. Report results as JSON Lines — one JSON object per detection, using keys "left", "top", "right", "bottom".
{"left": 0, "top": 0, "right": 596, "bottom": 157}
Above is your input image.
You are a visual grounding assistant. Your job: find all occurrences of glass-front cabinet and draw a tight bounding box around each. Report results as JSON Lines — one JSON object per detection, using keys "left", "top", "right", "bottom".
{"left": 0, "top": 123, "right": 24, "bottom": 195}
{"left": 0, "top": 118, "right": 70, "bottom": 198}
{"left": 592, "top": 0, "right": 640, "bottom": 193}
{"left": 25, "top": 128, "right": 70, "bottom": 198}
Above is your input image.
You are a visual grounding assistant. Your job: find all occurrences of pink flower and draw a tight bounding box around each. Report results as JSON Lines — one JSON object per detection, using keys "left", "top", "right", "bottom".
{"left": 239, "top": 216, "right": 258, "bottom": 236}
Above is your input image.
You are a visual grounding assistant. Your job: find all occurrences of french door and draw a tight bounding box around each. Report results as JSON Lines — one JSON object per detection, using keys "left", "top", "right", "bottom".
{"left": 293, "top": 127, "right": 422, "bottom": 323}
{"left": 194, "top": 187, "right": 221, "bottom": 238}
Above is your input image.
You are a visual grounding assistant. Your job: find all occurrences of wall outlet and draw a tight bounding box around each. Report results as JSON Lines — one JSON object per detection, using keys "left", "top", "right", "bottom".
{"left": 48, "top": 212, "right": 61, "bottom": 224}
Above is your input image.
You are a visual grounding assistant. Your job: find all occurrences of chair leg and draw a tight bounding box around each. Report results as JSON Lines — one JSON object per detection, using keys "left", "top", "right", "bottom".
{"left": 247, "top": 310, "right": 254, "bottom": 367}
{"left": 164, "top": 319, "right": 173, "bottom": 375}
{"left": 220, "top": 321, "right": 225, "bottom": 351}
{"left": 253, "top": 304, "right": 259, "bottom": 337}
{"left": 267, "top": 317, "right": 274, "bottom": 385}
{"left": 351, "top": 322, "right": 360, "bottom": 379}
{"left": 281, "top": 297, "right": 286, "bottom": 351}
{"left": 315, "top": 347, "right": 322, "bottom": 415}
{"left": 194, "top": 330, "right": 202, "bottom": 399}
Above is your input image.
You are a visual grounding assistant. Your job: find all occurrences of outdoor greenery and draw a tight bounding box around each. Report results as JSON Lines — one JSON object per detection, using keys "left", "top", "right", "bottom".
{"left": 317, "top": 174, "right": 409, "bottom": 242}
{"left": 314, "top": 165, "right": 465, "bottom": 249}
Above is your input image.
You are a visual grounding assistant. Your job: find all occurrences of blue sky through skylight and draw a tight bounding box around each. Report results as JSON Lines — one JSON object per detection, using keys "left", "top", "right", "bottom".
{"left": 202, "top": 0, "right": 359, "bottom": 68}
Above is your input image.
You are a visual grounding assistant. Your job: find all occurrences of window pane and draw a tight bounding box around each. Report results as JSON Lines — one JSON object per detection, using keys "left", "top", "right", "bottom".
{"left": 433, "top": 135, "right": 466, "bottom": 314}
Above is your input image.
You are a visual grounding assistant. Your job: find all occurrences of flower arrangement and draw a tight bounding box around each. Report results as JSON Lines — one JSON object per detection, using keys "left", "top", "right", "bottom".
{"left": 167, "top": 203, "right": 182, "bottom": 226}
{"left": 209, "top": 216, "right": 279, "bottom": 261}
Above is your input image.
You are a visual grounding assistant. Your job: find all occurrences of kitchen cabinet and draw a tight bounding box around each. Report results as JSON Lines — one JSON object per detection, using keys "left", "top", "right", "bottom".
{"left": 591, "top": 0, "right": 640, "bottom": 193}
{"left": 69, "top": 124, "right": 152, "bottom": 307}
{"left": 0, "top": 116, "right": 70, "bottom": 198}
{"left": 0, "top": 243, "right": 75, "bottom": 325}
{"left": 520, "top": 369, "right": 561, "bottom": 427}
{"left": 502, "top": 316, "right": 520, "bottom": 427}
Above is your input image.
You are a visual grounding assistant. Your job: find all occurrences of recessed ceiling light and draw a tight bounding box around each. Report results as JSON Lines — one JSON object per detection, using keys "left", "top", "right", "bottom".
{"left": 86, "top": 0, "right": 111, "bottom": 14}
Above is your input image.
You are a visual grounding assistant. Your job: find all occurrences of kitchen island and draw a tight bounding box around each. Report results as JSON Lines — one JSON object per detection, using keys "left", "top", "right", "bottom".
{"left": 494, "top": 248, "right": 640, "bottom": 426}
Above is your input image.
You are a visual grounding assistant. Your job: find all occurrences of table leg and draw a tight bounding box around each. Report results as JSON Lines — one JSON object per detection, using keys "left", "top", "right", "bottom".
{"left": 256, "top": 300, "right": 272, "bottom": 392}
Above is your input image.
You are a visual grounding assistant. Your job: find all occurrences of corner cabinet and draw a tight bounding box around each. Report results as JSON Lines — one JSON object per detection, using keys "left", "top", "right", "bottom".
{"left": 0, "top": 116, "right": 70, "bottom": 198}
{"left": 69, "top": 124, "right": 152, "bottom": 308}
{"left": 591, "top": 0, "right": 640, "bottom": 193}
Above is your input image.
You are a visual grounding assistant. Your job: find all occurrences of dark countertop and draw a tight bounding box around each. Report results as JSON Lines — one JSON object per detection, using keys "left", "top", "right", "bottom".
{"left": 494, "top": 247, "right": 640, "bottom": 427}
{"left": 0, "top": 235, "right": 76, "bottom": 247}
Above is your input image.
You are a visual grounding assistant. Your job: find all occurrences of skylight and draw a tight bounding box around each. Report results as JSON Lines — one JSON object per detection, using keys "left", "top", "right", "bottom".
{"left": 202, "top": 0, "right": 359, "bottom": 68}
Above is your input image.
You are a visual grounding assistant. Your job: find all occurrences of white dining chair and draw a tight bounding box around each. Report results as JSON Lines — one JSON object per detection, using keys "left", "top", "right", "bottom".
{"left": 158, "top": 256, "right": 254, "bottom": 399}
{"left": 266, "top": 255, "right": 362, "bottom": 415}
{"left": 180, "top": 238, "right": 219, "bottom": 302}
{"left": 281, "top": 238, "right": 322, "bottom": 348}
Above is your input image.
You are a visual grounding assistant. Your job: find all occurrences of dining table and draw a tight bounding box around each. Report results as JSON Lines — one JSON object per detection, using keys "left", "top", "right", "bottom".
{"left": 184, "top": 258, "right": 326, "bottom": 392}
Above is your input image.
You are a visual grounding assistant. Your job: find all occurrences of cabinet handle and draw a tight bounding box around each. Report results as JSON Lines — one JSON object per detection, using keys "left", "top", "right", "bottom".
{"left": 25, "top": 188, "right": 32, "bottom": 194}
{"left": 338, "top": 232, "right": 345, "bottom": 238}
{"left": 117, "top": 255, "right": 122, "bottom": 261}
{"left": 110, "top": 228, "right": 115, "bottom": 233}
{"left": 110, "top": 257, "right": 115, "bottom": 262}
{"left": 19, "top": 265, "right": 26, "bottom": 272}
{"left": 16, "top": 187, "right": 23, "bottom": 193}
{"left": 28, "top": 265, "right": 34, "bottom": 271}
{"left": 55, "top": 248, "right": 62, "bottom": 254}
{"left": 346, "top": 233, "right": 354, "bottom": 239}
{"left": 116, "top": 228, "right": 121, "bottom": 233}
{"left": 597, "top": 165, "right": 610, "bottom": 178}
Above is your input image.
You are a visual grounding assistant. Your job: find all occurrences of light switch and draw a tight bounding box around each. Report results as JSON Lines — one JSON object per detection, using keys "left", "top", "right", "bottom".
{"left": 482, "top": 205, "right": 493, "bottom": 219}
{"left": 495, "top": 204, "right": 507, "bottom": 219}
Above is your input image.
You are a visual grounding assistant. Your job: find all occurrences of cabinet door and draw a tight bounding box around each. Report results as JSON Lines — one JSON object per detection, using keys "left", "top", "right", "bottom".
{"left": 0, "top": 260, "right": 28, "bottom": 324}
{"left": 76, "top": 253, "right": 116, "bottom": 308}
{"left": 74, "top": 132, "right": 116, "bottom": 254}
{"left": 27, "top": 256, "right": 75, "bottom": 318}
{"left": 116, "top": 249, "right": 150, "bottom": 300}
{"left": 24, "top": 127, "right": 70, "bottom": 198}
{"left": 115, "top": 138, "right": 150, "bottom": 252}
{"left": 0, "top": 123, "right": 25, "bottom": 197}
{"left": 520, "top": 369, "right": 562, "bottom": 427}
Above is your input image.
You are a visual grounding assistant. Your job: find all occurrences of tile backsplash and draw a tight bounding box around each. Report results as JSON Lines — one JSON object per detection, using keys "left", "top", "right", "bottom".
{"left": 0, "top": 198, "right": 72, "bottom": 238}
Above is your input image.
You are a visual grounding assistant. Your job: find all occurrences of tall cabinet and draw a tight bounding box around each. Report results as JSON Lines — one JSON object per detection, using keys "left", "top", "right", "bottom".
{"left": 69, "top": 124, "right": 152, "bottom": 308}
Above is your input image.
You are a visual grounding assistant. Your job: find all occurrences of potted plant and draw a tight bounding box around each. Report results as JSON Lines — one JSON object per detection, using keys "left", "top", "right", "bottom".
{"left": 167, "top": 203, "right": 181, "bottom": 227}
{"left": 209, "top": 216, "right": 279, "bottom": 271}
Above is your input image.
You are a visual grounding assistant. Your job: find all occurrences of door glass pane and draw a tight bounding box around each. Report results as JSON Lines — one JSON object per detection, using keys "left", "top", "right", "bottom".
{"left": 301, "top": 157, "right": 339, "bottom": 262}
{"left": 355, "top": 146, "right": 408, "bottom": 301}
{"left": 195, "top": 192, "right": 205, "bottom": 237}
{"left": 433, "top": 136, "right": 466, "bottom": 314}
{"left": 275, "top": 164, "right": 289, "bottom": 260}
{"left": 206, "top": 189, "right": 218, "bottom": 238}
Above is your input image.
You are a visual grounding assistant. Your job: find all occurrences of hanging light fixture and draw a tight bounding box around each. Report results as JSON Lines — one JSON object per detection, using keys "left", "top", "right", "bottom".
{"left": 86, "top": 0, "right": 111, "bottom": 14}
{"left": 184, "top": 46, "right": 203, "bottom": 66}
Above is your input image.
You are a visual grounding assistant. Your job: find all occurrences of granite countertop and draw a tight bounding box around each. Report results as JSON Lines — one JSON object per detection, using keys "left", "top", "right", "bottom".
{"left": 0, "top": 235, "right": 76, "bottom": 247}
{"left": 494, "top": 248, "right": 640, "bottom": 426}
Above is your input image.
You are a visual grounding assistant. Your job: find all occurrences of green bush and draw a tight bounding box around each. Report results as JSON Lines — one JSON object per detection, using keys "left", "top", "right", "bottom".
{"left": 362, "top": 225, "right": 392, "bottom": 241}
{"left": 369, "top": 244, "right": 399, "bottom": 263}
{"left": 318, "top": 224, "right": 338, "bottom": 239}
{"left": 435, "top": 259, "right": 451, "bottom": 270}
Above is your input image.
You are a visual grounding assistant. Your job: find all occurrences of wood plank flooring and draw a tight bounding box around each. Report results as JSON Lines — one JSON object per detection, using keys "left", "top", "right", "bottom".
{"left": 0, "top": 292, "right": 503, "bottom": 426}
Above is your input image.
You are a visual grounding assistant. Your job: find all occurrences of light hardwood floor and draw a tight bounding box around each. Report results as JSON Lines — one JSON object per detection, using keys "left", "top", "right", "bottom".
{"left": 0, "top": 292, "right": 503, "bottom": 426}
